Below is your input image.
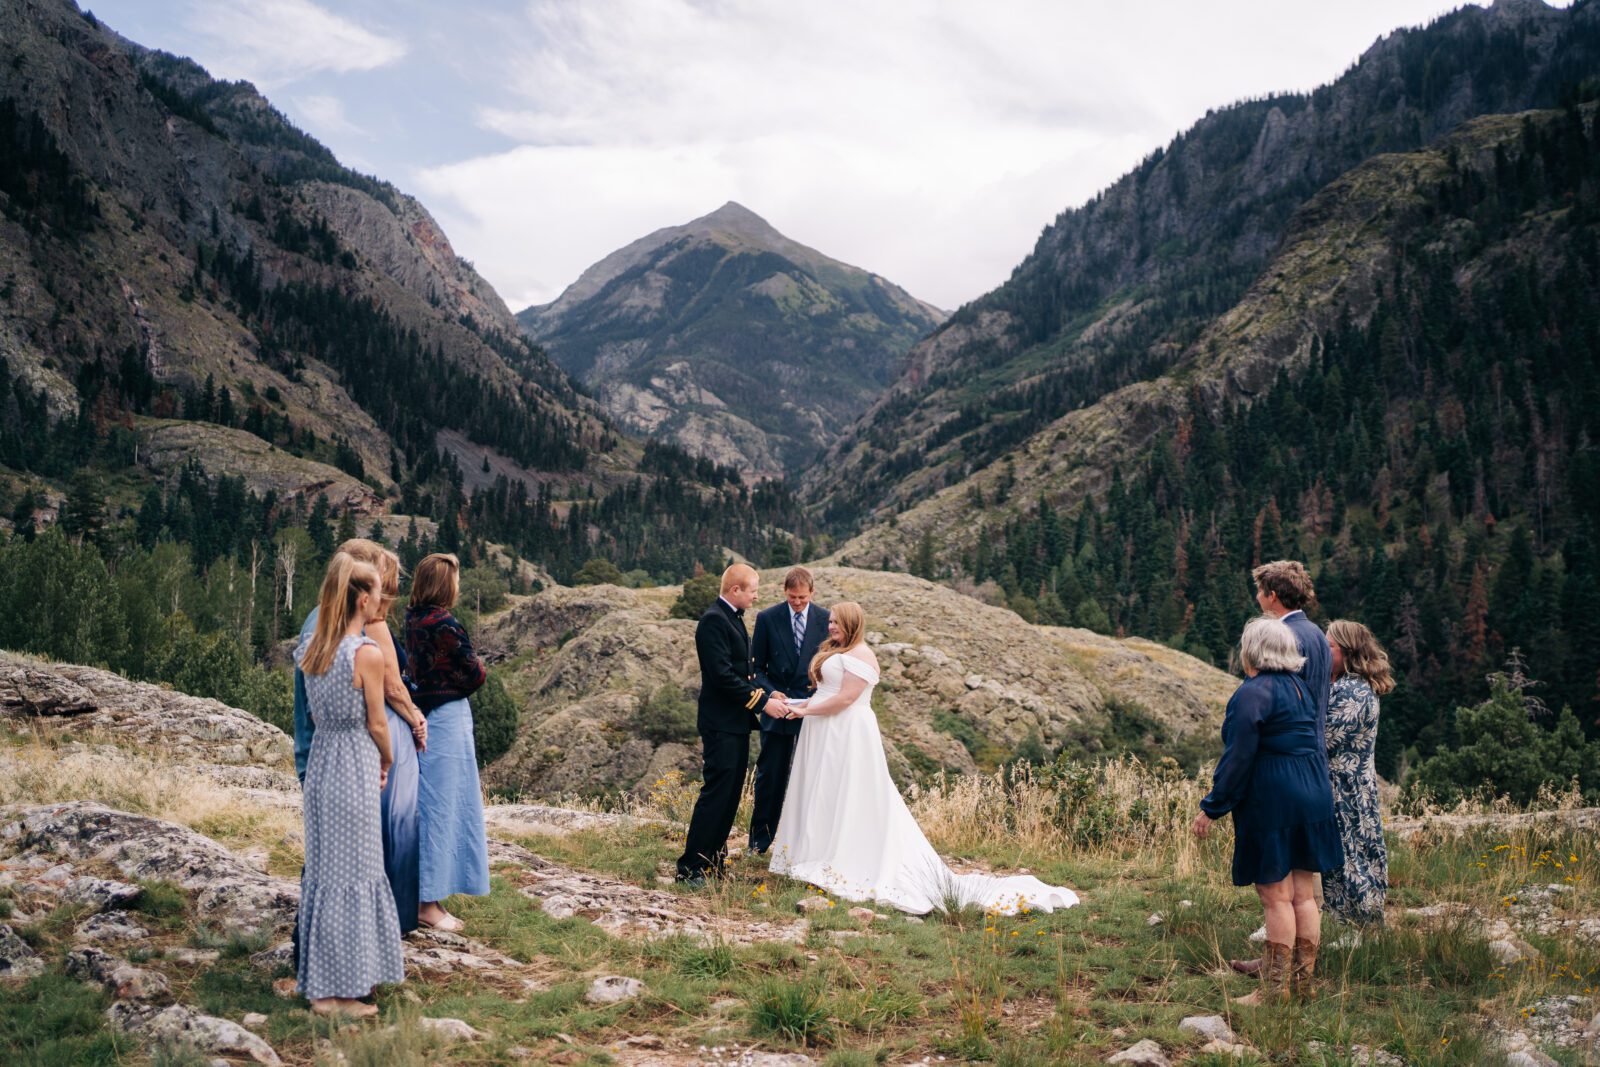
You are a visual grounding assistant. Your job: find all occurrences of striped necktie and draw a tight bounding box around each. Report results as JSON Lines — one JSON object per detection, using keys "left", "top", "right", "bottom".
{"left": 792, "top": 609, "right": 806, "bottom": 654}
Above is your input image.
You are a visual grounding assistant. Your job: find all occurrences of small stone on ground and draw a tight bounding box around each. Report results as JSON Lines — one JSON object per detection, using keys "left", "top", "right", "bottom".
{"left": 586, "top": 975, "right": 645, "bottom": 1004}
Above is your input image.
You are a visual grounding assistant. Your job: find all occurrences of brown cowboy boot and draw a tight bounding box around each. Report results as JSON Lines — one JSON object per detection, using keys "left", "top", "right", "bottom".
{"left": 1236, "top": 940, "right": 1291, "bottom": 1005}
{"left": 1291, "top": 936, "right": 1319, "bottom": 998}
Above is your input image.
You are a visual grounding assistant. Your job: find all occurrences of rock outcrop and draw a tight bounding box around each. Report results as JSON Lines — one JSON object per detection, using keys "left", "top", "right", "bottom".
{"left": 0, "top": 803, "right": 298, "bottom": 934}
{"left": 0, "top": 651, "right": 292, "bottom": 767}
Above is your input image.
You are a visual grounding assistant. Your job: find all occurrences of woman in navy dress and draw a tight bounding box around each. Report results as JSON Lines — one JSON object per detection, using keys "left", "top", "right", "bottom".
{"left": 405, "top": 553, "right": 490, "bottom": 933}
{"left": 1193, "top": 615, "right": 1343, "bottom": 1002}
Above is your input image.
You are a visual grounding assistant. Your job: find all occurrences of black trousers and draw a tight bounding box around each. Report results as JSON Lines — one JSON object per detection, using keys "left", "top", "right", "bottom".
{"left": 748, "top": 730, "right": 798, "bottom": 852}
{"left": 677, "top": 729, "right": 751, "bottom": 878}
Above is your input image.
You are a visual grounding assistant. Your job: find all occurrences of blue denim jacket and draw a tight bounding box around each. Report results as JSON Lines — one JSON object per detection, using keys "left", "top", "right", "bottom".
{"left": 292, "top": 608, "right": 319, "bottom": 784}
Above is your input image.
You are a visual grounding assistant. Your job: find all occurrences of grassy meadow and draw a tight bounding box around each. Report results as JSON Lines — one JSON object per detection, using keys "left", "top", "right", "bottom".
{"left": 2, "top": 741, "right": 1597, "bottom": 1065}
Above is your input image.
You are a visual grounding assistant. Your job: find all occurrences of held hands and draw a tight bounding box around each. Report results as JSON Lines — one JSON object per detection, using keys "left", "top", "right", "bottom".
{"left": 783, "top": 699, "right": 810, "bottom": 720}
{"left": 379, "top": 763, "right": 391, "bottom": 791}
{"left": 410, "top": 714, "right": 428, "bottom": 752}
{"left": 1191, "top": 812, "right": 1212, "bottom": 839}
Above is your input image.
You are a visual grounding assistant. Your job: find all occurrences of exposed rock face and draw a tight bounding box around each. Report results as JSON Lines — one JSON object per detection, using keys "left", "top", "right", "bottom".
{"left": 520, "top": 202, "right": 944, "bottom": 477}
{"left": 139, "top": 419, "right": 385, "bottom": 512}
{"left": 0, "top": 652, "right": 292, "bottom": 767}
{"left": 0, "top": 803, "right": 298, "bottom": 933}
{"left": 0, "top": 0, "right": 602, "bottom": 504}
{"left": 483, "top": 567, "right": 1235, "bottom": 798}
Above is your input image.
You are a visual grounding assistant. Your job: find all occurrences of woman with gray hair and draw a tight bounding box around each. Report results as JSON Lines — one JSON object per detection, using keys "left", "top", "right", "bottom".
{"left": 1192, "top": 615, "right": 1343, "bottom": 1003}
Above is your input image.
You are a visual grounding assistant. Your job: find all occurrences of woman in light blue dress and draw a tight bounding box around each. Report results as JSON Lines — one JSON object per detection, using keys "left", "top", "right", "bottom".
{"left": 404, "top": 553, "right": 490, "bottom": 932}
{"left": 294, "top": 554, "right": 405, "bottom": 1017}
{"left": 292, "top": 540, "right": 426, "bottom": 935}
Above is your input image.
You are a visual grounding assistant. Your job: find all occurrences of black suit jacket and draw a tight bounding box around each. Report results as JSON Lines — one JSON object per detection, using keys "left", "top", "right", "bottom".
{"left": 751, "top": 602, "right": 831, "bottom": 736}
{"left": 695, "top": 598, "right": 772, "bottom": 735}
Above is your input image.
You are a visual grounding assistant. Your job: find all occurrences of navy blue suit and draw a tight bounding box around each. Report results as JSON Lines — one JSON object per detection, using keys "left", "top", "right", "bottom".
{"left": 1282, "top": 610, "right": 1331, "bottom": 746}
{"left": 748, "top": 601, "right": 830, "bottom": 851}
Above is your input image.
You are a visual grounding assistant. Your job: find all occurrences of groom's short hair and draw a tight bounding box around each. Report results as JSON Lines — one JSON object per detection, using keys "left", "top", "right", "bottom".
{"left": 720, "top": 563, "right": 758, "bottom": 593}
{"left": 783, "top": 566, "right": 814, "bottom": 591}
{"left": 1252, "top": 560, "right": 1315, "bottom": 610}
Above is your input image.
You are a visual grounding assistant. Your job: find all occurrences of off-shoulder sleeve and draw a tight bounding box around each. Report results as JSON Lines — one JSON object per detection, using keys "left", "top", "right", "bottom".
{"left": 838, "top": 655, "right": 880, "bottom": 684}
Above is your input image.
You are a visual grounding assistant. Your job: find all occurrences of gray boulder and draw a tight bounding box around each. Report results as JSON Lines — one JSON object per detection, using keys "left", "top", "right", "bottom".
{"left": 1, "top": 803, "right": 297, "bottom": 934}
{"left": 108, "top": 1002, "right": 282, "bottom": 1065}
{"left": 0, "top": 922, "right": 45, "bottom": 978}
{"left": 66, "top": 946, "right": 170, "bottom": 1000}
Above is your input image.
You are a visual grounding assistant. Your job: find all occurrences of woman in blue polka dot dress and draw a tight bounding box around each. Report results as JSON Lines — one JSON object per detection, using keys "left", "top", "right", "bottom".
{"left": 294, "top": 553, "right": 406, "bottom": 1017}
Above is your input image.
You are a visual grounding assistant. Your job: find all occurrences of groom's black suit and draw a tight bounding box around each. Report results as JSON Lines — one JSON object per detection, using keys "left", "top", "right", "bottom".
{"left": 676, "top": 597, "right": 774, "bottom": 880}
{"left": 748, "top": 600, "right": 829, "bottom": 852}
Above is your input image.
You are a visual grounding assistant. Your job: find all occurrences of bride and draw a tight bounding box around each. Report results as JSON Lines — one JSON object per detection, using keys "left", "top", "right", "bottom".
{"left": 769, "top": 602, "right": 1078, "bottom": 916}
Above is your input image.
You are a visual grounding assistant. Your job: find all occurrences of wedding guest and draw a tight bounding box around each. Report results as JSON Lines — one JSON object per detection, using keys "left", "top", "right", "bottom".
{"left": 1252, "top": 560, "right": 1330, "bottom": 744}
{"left": 405, "top": 553, "right": 490, "bottom": 932}
{"left": 292, "top": 540, "right": 427, "bottom": 934}
{"left": 1322, "top": 619, "right": 1394, "bottom": 926}
{"left": 294, "top": 555, "right": 405, "bottom": 1017}
{"left": 1193, "top": 616, "right": 1343, "bottom": 1003}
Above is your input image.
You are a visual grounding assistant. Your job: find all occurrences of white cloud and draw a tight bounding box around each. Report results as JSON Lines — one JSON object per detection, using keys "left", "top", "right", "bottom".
{"left": 291, "top": 93, "right": 369, "bottom": 139}
{"left": 413, "top": 0, "right": 1550, "bottom": 311}
{"left": 186, "top": 0, "right": 407, "bottom": 88}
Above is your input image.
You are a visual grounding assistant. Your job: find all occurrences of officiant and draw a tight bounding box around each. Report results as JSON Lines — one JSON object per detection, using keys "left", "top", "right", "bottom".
{"left": 748, "top": 566, "right": 831, "bottom": 855}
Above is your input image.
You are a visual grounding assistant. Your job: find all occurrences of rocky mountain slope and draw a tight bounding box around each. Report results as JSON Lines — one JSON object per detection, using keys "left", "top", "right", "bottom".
{"left": 518, "top": 202, "right": 944, "bottom": 478}
{"left": 827, "top": 95, "right": 1600, "bottom": 783}
{"left": 0, "top": 0, "right": 611, "bottom": 510}
{"left": 480, "top": 566, "right": 1237, "bottom": 799}
{"left": 807, "top": 0, "right": 1600, "bottom": 528}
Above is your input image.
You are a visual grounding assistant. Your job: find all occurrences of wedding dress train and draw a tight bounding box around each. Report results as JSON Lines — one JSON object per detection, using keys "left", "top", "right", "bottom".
{"left": 769, "top": 653, "right": 1079, "bottom": 915}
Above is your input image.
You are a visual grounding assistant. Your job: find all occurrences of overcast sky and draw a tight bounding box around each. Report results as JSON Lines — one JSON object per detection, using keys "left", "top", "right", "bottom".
{"left": 88, "top": 0, "right": 1565, "bottom": 313}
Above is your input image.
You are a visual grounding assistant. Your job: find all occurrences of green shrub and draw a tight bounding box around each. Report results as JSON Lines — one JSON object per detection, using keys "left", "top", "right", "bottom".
{"left": 669, "top": 572, "right": 721, "bottom": 619}
{"left": 471, "top": 673, "right": 521, "bottom": 768}
{"left": 635, "top": 683, "right": 697, "bottom": 745}
{"left": 1408, "top": 673, "right": 1600, "bottom": 805}
{"left": 572, "top": 558, "right": 625, "bottom": 586}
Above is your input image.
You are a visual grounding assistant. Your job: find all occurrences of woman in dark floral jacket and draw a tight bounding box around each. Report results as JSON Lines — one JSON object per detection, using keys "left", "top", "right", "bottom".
{"left": 405, "top": 553, "right": 489, "bottom": 932}
{"left": 1323, "top": 619, "right": 1394, "bottom": 926}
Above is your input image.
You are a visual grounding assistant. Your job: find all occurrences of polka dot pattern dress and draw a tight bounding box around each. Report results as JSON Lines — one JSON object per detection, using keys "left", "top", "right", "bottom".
{"left": 294, "top": 633, "right": 405, "bottom": 1000}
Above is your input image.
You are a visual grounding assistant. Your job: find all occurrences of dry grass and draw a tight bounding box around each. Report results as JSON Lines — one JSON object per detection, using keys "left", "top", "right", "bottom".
{"left": 0, "top": 732, "right": 302, "bottom": 862}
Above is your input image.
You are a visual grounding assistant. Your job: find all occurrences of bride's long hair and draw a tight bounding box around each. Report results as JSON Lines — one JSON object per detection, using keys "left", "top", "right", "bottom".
{"left": 808, "top": 601, "right": 865, "bottom": 685}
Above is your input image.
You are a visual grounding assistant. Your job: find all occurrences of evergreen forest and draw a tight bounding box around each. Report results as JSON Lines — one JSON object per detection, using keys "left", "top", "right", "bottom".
{"left": 952, "top": 104, "right": 1600, "bottom": 783}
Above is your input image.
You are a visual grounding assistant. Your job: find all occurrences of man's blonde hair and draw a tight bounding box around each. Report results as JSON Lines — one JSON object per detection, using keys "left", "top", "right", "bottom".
{"left": 720, "top": 563, "right": 758, "bottom": 594}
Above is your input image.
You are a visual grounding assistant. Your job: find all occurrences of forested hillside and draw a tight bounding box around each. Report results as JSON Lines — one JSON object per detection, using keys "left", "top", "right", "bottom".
{"left": 0, "top": 0, "right": 806, "bottom": 724}
{"left": 904, "top": 104, "right": 1600, "bottom": 778}
{"left": 809, "top": 0, "right": 1600, "bottom": 529}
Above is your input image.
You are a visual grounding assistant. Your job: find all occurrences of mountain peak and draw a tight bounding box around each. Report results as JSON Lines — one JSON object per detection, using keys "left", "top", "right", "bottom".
{"left": 700, "top": 200, "right": 766, "bottom": 226}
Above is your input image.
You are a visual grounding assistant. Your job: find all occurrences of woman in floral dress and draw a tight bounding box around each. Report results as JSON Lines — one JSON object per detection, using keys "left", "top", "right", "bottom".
{"left": 1322, "top": 619, "right": 1395, "bottom": 925}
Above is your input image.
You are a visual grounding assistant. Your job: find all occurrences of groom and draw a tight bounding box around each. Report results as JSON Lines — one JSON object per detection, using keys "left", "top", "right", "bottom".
{"left": 748, "top": 566, "right": 830, "bottom": 855}
{"left": 676, "top": 563, "right": 785, "bottom": 884}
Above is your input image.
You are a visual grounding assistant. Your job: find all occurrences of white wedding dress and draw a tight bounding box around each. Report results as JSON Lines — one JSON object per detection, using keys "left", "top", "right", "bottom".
{"left": 769, "top": 653, "right": 1079, "bottom": 915}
